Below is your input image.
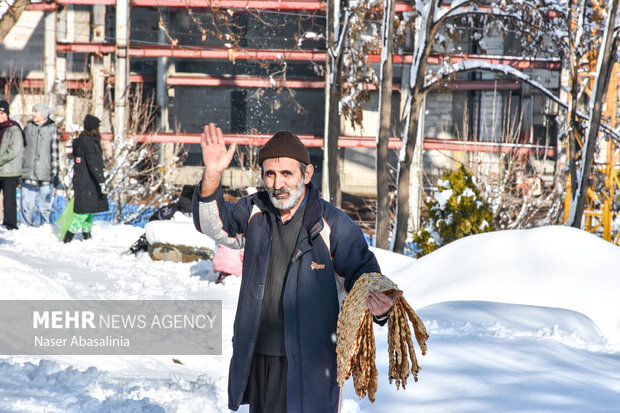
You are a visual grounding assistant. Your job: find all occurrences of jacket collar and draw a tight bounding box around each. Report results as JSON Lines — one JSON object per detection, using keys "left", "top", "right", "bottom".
{"left": 301, "top": 181, "right": 324, "bottom": 237}
{"left": 29, "top": 119, "right": 54, "bottom": 128}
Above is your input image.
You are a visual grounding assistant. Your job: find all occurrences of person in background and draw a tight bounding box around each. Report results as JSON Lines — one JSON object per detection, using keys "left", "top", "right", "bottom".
{"left": 20, "top": 102, "right": 59, "bottom": 227}
{"left": 0, "top": 100, "right": 25, "bottom": 231}
{"left": 64, "top": 114, "right": 108, "bottom": 243}
{"left": 212, "top": 244, "right": 244, "bottom": 284}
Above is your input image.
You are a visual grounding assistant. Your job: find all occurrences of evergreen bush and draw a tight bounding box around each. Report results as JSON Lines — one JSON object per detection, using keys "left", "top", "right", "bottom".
{"left": 413, "top": 166, "right": 494, "bottom": 257}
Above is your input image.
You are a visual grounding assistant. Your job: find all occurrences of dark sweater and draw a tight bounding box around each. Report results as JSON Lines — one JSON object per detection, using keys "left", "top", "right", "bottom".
{"left": 255, "top": 201, "right": 308, "bottom": 356}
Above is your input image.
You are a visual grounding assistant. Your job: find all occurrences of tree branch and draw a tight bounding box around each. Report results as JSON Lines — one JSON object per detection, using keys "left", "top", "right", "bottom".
{"left": 427, "top": 59, "right": 620, "bottom": 142}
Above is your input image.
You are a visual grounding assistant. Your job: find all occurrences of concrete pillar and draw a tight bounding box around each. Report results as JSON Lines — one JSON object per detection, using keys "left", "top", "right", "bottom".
{"left": 55, "top": 6, "right": 68, "bottom": 123}
{"left": 157, "top": 8, "right": 169, "bottom": 132}
{"left": 157, "top": 8, "right": 170, "bottom": 174}
{"left": 43, "top": 10, "right": 56, "bottom": 107}
{"left": 115, "top": 0, "right": 130, "bottom": 140}
{"left": 521, "top": 79, "right": 534, "bottom": 144}
{"left": 91, "top": 5, "right": 106, "bottom": 124}
{"left": 556, "top": 61, "right": 570, "bottom": 174}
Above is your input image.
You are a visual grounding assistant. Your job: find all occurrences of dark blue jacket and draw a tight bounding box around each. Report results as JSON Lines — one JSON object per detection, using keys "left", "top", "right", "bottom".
{"left": 193, "top": 181, "right": 380, "bottom": 412}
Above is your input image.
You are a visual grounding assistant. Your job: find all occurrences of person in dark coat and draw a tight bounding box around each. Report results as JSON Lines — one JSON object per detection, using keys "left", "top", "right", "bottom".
{"left": 193, "top": 124, "right": 402, "bottom": 413}
{"left": 64, "top": 114, "right": 108, "bottom": 243}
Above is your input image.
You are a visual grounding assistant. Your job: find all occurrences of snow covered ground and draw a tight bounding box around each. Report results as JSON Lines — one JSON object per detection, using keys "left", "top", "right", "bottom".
{"left": 1, "top": 220, "right": 619, "bottom": 412}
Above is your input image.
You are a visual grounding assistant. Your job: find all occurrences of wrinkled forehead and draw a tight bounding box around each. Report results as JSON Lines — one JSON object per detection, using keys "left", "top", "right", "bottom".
{"left": 262, "top": 157, "right": 302, "bottom": 173}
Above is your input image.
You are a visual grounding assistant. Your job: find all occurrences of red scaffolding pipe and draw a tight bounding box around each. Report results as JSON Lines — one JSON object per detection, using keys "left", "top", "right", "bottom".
{"left": 57, "top": 43, "right": 115, "bottom": 54}
{"left": 128, "top": 0, "right": 415, "bottom": 11}
{"left": 130, "top": 0, "right": 326, "bottom": 10}
{"left": 56, "top": 43, "right": 327, "bottom": 60}
{"left": 136, "top": 45, "right": 328, "bottom": 60}
{"left": 94, "top": 132, "right": 405, "bottom": 149}
{"left": 164, "top": 75, "right": 521, "bottom": 91}
{"left": 26, "top": 2, "right": 59, "bottom": 11}
{"left": 165, "top": 75, "right": 326, "bottom": 88}
{"left": 56, "top": 42, "right": 562, "bottom": 70}
{"left": 3, "top": 75, "right": 519, "bottom": 91}
{"left": 27, "top": 0, "right": 562, "bottom": 18}
{"left": 27, "top": 0, "right": 414, "bottom": 11}
{"left": 62, "top": 132, "right": 554, "bottom": 155}
{"left": 0, "top": 78, "right": 91, "bottom": 89}
{"left": 58, "top": 0, "right": 116, "bottom": 4}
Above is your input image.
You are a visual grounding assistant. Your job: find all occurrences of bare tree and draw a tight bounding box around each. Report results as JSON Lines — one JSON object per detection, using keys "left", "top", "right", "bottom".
{"left": 462, "top": 96, "right": 560, "bottom": 230}
{"left": 567, "top": 0, "right": 620, "bottom": 227}
{"left": 375, "top": 0, "right": 397, "bottom": 249}
{"left": 105, "top": 85, "right": 186, "bottom": 224}
{"left": 392, "top": 0, "right": 571, "bottom": 252}
{"left": 323, "top": 0, "right": 347, "bottom": 207}
{"left": 323, "top": 1, "right": 384, "bottom": 207}
{"left": 0, "top": 0, "right": 29, "bottom": 41}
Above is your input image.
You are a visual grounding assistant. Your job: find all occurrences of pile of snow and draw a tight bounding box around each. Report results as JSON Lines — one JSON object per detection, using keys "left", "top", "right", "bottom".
{"left": 1, "top": 223, "right": 619, "bottom": 412}
{"left": 144, "top": 212, "right": 216, "bottom": 250}
{"left": 387, "top": 226, "right": 620, "bottom": 344}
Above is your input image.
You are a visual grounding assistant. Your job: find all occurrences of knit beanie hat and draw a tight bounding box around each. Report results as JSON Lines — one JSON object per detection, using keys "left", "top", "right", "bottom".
{"left": 33, "top": 102, "right": 52, "bottom": 120}
{"left": 257, "top": 131, "right": 311, "bottom": 166}
{"left": 0, "top": 100, "right": 9, "bottom": 116}
{"left": 84, "top": 114, "right": 101, "bottom": 131}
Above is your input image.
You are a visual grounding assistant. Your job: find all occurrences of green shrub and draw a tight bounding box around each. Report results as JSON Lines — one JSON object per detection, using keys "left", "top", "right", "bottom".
{"left": 412, "top": 165, "right": 494, "bottom": 257}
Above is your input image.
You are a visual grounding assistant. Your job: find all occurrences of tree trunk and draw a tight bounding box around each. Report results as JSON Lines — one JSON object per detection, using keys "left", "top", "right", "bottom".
{"left": 322, "top": 0, "right": 343, "bottom": 207}
{"left": 325, "top": 69, "right": 342, "bottom": 207}
{"left": 391, "top": 0, "right": 437, "bottom": 253}
{"left": 0, "top": 0, "right": 29, "bottom": 41}
{"left": 393, "top": 89, "right": 424, "bottom": 252}
{"left": 568, "top": 0, "right": 619, "bottom": 227}
{"left": 375, "top": 0, "right": 396, "bottom": 249}
{"left": 566, "top": 0, "right": 586, "bottom": 206}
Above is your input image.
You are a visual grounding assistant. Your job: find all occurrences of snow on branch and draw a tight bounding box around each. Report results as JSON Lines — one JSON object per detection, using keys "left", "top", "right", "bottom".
{"left": 429, "top": 59, "right": 620, "bottom": 143}
{"left": 432, "top": 0, "right": 477, "bottom": 24}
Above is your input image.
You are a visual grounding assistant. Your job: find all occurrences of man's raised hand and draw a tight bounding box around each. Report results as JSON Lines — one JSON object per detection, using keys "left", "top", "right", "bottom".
{"left": 200, "top": 123, "right": 237, "bottom": 197}
{"left": 201, "top": 123, "right": 237, "bottom": 172}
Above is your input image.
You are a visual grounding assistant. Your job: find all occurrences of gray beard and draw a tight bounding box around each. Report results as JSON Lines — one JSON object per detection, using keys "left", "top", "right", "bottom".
{"left": 267, "top": 178, "right": 306, "bottom": 211}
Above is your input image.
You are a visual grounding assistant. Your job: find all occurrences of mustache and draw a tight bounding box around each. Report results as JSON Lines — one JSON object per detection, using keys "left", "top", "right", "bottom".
{"left": 269, "top": 187, "right": 290, "bottom": 197}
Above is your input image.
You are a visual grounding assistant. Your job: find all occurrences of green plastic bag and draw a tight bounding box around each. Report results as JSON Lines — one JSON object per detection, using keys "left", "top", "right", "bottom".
{"left": 55, "top": 197, "right": 75, "bottom": 240}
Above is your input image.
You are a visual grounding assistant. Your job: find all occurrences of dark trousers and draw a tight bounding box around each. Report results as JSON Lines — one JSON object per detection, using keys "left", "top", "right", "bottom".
{"left": 247, "top": 353, "right": 287, "bottom": 413}
{"left": 0, "top": 177, "right": 19, "bottom": 229}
